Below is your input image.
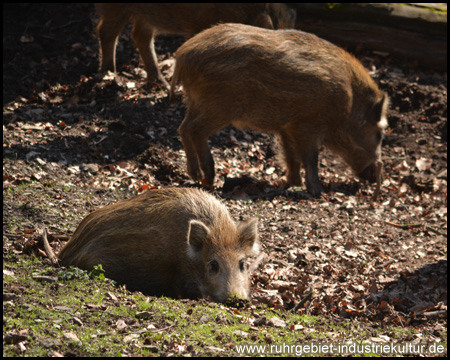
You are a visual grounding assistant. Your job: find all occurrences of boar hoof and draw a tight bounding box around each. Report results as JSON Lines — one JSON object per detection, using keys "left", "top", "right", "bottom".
{"left": 306, "top": 182, "right": 325, "bottom": 198}
{"left": 204, "top": 172, "right": 215, "bottom": 186}
{"left": 186, "top": 164, "right": 204, "bottom": 182}
{"left": 190, "top": 171, "right": 204, "bottom": 182}
{"left": 358, "top": 163, "right": 377, "bottom": 183}
{"left": 148, "top": 76, "right": 171, "bottom": 91}
{"left": 287, "top": 172, "right": 302, "bottom": 186}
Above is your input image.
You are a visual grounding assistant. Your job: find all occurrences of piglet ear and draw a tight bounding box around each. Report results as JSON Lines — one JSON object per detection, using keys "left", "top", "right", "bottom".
{"left": 238, "top": 218, "right": 260, "bottom": 255}
{"left": 186, "top": 220, "right": 210, "bottom": 260}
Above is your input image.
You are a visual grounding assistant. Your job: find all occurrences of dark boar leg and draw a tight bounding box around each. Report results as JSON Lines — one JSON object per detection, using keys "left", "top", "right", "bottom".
{"left": 286, "top": 159, "right": 302, "bottom": 186}
{"left": 132, "top": 21, "right": 170, "bottom": 89}
{"left": 302, "top": 146, "right": 324, "bottom": 197}
{"left": 195, "top": 138, "right": 215, "bottom": 184}
{"left": 178, "top": 117, "right": 204, "bottom": 181}
{"left": 97, "top": 16, "right": 128, "bottom": 72}
{"left": 279, "top": 132, "right": 302, "bottom": 185}
{"left": 189, "top": 117, "right": 216, "bottom": 184}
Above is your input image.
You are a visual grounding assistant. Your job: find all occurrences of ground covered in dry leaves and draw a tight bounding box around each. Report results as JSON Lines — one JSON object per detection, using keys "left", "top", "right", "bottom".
{"left": 3, "top": 3, "right": 447, "bottom": 352}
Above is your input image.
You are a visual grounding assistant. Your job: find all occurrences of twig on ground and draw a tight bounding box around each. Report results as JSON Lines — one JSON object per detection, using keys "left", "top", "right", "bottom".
{"left": 42, "top": 227, "right": 60, "bottom": 266}
{"left": 291, "top": 290, "right": 314, "bottom": 313}
{"left": 384, "top": 221, "right": 447, "bottom": 237}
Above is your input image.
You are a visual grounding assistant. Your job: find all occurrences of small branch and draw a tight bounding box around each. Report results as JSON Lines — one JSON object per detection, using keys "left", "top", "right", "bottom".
{"left": 50, "top": 234, "right": 71, "bottom": 241}
{"left": 3, "top": 233, "right": 23, "bottom": 239}
{"left": 291, "top": 290, "right": 314, "bottom": 313}
{"left": 123, "top": 323, "right": 175, "bottom": 335}
{"left": 384, "top": 221, "right": 422, "bottom": 229}
{"left": 42, "top": 228, "right": 60, "bottom": 266}
{"left": 425, "top": 225, "right": 447, "bottom": 237}
{"left": 422, "top": 310, "right": 447, "bottom": 318}
{"left": 384, "top": 221, "right": 447, "bottom": 237}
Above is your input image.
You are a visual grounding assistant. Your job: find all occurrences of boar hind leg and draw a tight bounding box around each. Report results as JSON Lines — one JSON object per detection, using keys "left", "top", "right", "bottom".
{"left": 178, "top": 112, "right": 215, "bottom": 183}
{"left": 97, "top": 16, "right": 128, "bottom": 73}
{"left": 279, "top": 132, "right": 302, "bottom": 186}
{"left": 301, "top": 146, "right": 324, "bottom": 197}
{"left": 196, "top": 139, "right": 215, "bottom": 184}
{"left": 132, "top": 21, "right": 170, "bottom": 89}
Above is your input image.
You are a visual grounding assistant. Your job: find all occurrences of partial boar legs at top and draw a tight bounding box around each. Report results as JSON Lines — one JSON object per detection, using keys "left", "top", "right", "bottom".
{"left": 172, "top": 23, "right": 388, "bottom": 197}
{"left": 59, "top": 188, "right": 259, "bottom": 303}
{"left": 95, "top": 3, "right": 295, "bottom": 88}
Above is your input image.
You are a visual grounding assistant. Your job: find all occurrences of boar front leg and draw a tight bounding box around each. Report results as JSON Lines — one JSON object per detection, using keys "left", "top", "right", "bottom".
{"left": 97, "top": 16, "right": 128, "bottom": 72}
{"left": 132, "top": 21, "right": 170, "bottom": 89}
{"left": 279, "top": 132, "right": 302, "bottom": 186}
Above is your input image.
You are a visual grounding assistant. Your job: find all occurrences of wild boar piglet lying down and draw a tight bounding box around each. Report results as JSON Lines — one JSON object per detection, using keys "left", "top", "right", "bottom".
{"left": 171, "top": 23, "right": 388, "bottom": 197}
{"left": 59, "top": 187, "right": 259, "bottom": 302}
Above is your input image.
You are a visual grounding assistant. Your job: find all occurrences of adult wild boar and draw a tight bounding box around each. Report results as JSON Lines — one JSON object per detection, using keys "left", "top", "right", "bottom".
{"left": 96, "top": 3, "right": 296, "bottom": 88}
{"left": 59, "top": 187, "right": 260, "bottom": 302}
{"left": 171, "top": 23, "right": 388, "bottom": 197}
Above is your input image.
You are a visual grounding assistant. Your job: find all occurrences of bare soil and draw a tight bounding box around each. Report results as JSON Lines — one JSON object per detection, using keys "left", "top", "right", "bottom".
{"left": 3, "top": 2, "right": 447, "bottom": 343}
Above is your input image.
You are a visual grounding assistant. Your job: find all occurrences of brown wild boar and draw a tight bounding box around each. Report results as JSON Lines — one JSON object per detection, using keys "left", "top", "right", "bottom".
{"left": 171, "top": 23, "right": 389, "bottom": 197}
{"left": 95, "top": 3, "right": 296, "bottom": 88}
{"left": 59, "top": 187, "right": 260, "bottom": 302}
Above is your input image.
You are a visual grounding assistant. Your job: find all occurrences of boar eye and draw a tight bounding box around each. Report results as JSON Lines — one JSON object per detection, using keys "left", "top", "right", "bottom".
{"left": 208, "top": 259, "right": 219, "bottom": 274}
{"left": 239, "top": 259, "right": 247, "bottom": 272}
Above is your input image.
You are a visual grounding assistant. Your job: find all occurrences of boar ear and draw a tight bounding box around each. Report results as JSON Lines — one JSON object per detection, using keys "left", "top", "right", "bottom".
{"left": 254, "top": 13, "right": 274, "bottom": 29}
{"left": 368, "top": 93, "right": 389, "bottom": 128}
{"left": 289, "top": 8, "right": 297, "bottom": 24}
{"left": 238, "top": 218, "right": 260, "bottom": 255}
{"left": 186, "top": 220, "right": 210, "bottom": 260}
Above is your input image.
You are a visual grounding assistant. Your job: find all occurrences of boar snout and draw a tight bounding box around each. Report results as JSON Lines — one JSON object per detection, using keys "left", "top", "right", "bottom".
{"left": 203, "top": 264, "right": 251, "bottom": 303}
{"left": 191, "top": 217, "right": 260, "bottom": 302}
{"left": 357, "top": 163, "right": 378, "bottom": 183}
{"left": 359, "top": 161, "right": 383, "bottom": 200}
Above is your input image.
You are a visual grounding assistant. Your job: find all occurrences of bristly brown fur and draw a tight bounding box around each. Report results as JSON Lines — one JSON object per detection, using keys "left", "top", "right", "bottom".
{"left": 172, "top": 23, "right": 388, "bottom": 197}
{"left": 59, "top": 187, "right": 259, "bottom": 302}
{"left": 96, "top": 4, "right": 296, "bottom": 89}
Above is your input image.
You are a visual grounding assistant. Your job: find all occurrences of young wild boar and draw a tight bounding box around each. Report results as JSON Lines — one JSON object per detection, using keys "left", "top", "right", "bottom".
{"left": 95, "top": 3, "right": 296, "bottom": 88}
{"left": 171, "top": 23, "right": 389, "bottom": 197}
{"left": 59, "top": 187, "right": 260, "bottom": 302}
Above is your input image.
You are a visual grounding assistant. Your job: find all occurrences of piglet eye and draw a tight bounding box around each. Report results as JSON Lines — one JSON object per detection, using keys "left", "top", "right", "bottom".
{"left": 208, "top": 259, "right": 219, "bottom": 274}
{"left": 239, "top": 259, "right": 247, "bottom": 272}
